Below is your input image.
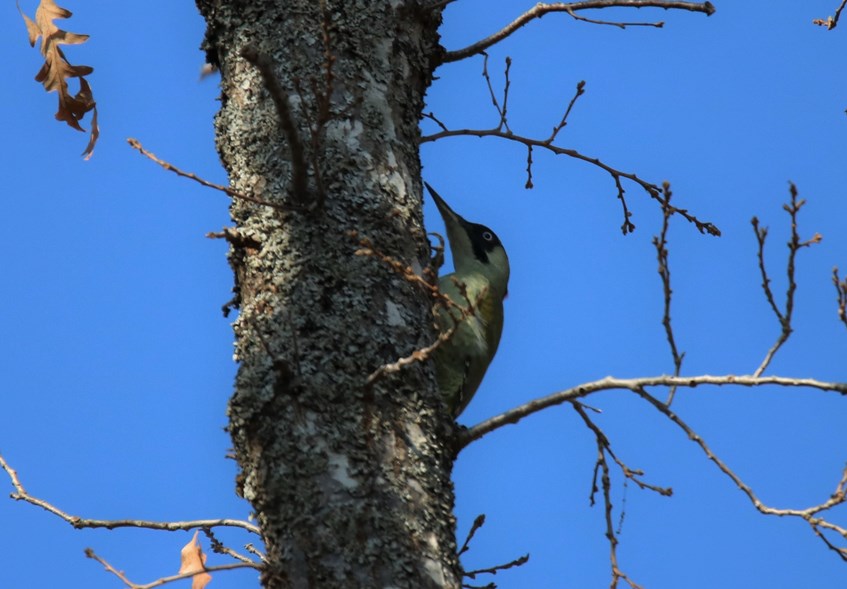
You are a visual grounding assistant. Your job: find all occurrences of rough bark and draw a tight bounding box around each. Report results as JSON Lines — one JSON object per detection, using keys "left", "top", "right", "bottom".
{"left": 194, "top": 1, "right": 457, "bottom": 588}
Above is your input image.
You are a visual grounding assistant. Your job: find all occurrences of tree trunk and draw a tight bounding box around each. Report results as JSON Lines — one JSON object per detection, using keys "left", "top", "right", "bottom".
{"left": 194, "top": 1, "right": 457, "bottom": 587}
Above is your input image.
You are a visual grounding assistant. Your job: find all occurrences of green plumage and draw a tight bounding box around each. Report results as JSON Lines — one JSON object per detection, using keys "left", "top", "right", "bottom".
{"left": 434, "top": 272, "right": 505, "bottom": 416}
{"left": 425, "top": 183, "right": 510, "bottom": 417}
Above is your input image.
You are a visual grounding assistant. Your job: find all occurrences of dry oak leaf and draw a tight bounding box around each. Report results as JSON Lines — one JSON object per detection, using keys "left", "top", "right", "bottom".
{"left": 18, "top": 0, "right": 99, "bottom": 159}
{"left": 179, "top": 531, "right": 213, "bottom": 589}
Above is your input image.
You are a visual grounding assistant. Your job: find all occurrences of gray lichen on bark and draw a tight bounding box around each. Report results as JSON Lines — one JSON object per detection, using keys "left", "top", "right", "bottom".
{"left": 195, "top": 1, "right": 458, "bottom": 587}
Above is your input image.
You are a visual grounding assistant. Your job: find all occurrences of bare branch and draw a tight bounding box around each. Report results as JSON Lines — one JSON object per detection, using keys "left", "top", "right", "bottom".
{"left": 85, "top": 548, "right": 260, "bottom": 589}
{"left": 573, "top": 402, "right": 672, "bottom": 497}
{"left": 523, "top": 78, "right": 587, "bottom": 190}
{"left": 85, "top": 548, "right": 136, "bottom": 588}
{"left": 0, "top": 453, "right": 260, "bottom": 535}
{"left": 459, "top": 375, "right": 847, "bottom": 448}
{"left": 455, "top": 514, "right": 529, "bottom": 586}
{"left": 632, "top": 387, "right": 847, "bottom": 560}
{"left": 365, "top": 320, "right": 460, "bottom": 386}
{"left": 245, "top": 543, "right": 267, "bottom": 561}
{"left": 464, "top": 381, "right": 847, "bottom": 561}
{"left": 564, "top": 5, "right": 664, "bottom": 29}
{"left": 545, "top": 80, "right": 586, "bottom": 144}
{"left": 813, "top": 0, "right": 847, "bottom": 29}
{"left": 423, "top": 59, "right": 718, "bottom": 235}
{"left": 463, "top": 553, "right": 530, "bottom": 580}
{"left": 480, "top": 52, "right": 512, "bottom": 133}
{"left": 202, "top": 527, "right": 262, "bottom": 565}
{"left": 127, "top": 138, "right": 303, "bottom": 212}
{"left": 572, "top": 403, "right": 661, "bottom": 589}
{"left": 597, "top": 427, "right": 639, "bottom": 589}
{"left": 653, "top": 183, "right": 685, "bottom": 404}
{"left": 422, "top": 111, "right": 449, "bottom": 132}
{"left": 752, "top": 183, "right": 822, "bottom": 376}
{"left": 814, "top": 527, "right": 847, "bottom": 562}
{"left": 443, "top": 1, "right": 715, "bottom": 62}
{"left": 752, "top": 217, "right": 784, "bottom": 323}
{"left": 421, "top": 125, "right": 719, "bottom": 236}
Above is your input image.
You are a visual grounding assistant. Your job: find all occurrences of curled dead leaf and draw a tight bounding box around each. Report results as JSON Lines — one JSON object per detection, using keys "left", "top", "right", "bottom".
{"left": 18, "top": 0, "right": 99, "bottom": 158}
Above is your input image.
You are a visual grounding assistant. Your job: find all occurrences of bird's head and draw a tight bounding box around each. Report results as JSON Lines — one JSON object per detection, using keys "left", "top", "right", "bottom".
{"left": 425, "top": 182, "right": 510, "bottom": 300}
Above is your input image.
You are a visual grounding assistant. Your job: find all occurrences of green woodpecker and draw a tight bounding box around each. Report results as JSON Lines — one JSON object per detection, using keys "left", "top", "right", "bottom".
{"left": 425, "top": 182, "right": 510, "bottom": 417}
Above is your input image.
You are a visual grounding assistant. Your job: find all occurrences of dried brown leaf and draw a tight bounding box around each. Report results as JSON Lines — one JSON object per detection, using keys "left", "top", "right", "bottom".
{"left": 179, "top": 531, "right": 213, "bottom": 589}
{"left": 18, "top": 0, "right": 99, "bottom": 158}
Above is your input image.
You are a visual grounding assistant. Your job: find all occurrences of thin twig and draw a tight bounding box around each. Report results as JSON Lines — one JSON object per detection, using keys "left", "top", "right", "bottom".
{"left": 601, "top": 447, "right": 641, "bottom": 589}
{"left": 456, "top": 513, "right": 529, "bottom": 585}
{"left": 464, "top": 554, "right": 530, "bottom": 579}
{"left": 653, "top": 183, "right": 685, "bottom": 404}
{"left": 443, "top": 1, "right": 715, "bottom": 62}
{"left": 632, "top": 387, "right": 847, "bottom": 559}
{"left": 85, "top": 548, "right": 136, "bottom": 587}
{"left": 423, "top": 59, "right": 718, "bottom": 235}
{"left": 85, "top": 548, "right": 260, "bottom": 589}
{"left": 127, "top": 138, "right": 300, "bottom": 212}
{"left": 0, "top": 454, "right": 260, "bottom": 535}
{"left": 245, "top": 543, "right": 268, "bottom": 561}
{"left": 365, "top": 320, "right": 460, "bottom": 386}
{"left": 421, "top": 126, "right": 719, "bottom": 236}
{"left": 752, "top": 217, "right": 784, "bottom": 323}
{"left": 592, "top": 432, "right": 634, "bottom": 589}
{"left": 565, "top": 5, "right": 664, "bottom": 28}
{"left": 458, "top": 514, "right": 486, "bottom": 556}
{"left": 422, "top": 111, "right": 449, "bottom": 132}
{"left": 571, "top": 403, "right": 656, "bottom": 589}
{"left": 201, "top": 527, "right": 261, "bottom": 565}
{"left": 525, "top": 144, "right": 534, "bottom": 189}
{"left": 752, "top": 183, "right": 822, "bottom": 376}
{"left": 544, "top": 80, "right": 586, "bottom": 144}
{"left": 573, "top": 402, "right": 673, "bottom": 496}
{"left": 240, "top": 46, "right": 310, "bottom": 204}
{"left": 480, "top": 53, "right": 512, "bottom": 133}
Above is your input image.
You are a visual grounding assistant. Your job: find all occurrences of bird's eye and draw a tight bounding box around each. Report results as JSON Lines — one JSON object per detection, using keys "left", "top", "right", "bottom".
{"left": 482, "top": 231, "right": 494, "bottom": 241}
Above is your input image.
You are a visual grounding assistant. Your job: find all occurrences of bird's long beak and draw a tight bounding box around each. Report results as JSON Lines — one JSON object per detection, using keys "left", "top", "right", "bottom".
{"left": 424, "top": 182, "right": 464, "bottom": 228}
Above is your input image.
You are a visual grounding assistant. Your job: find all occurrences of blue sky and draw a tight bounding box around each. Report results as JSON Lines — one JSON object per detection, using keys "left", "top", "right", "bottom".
{"left": 2, "top": 2, "right": 846, "bottom": 588}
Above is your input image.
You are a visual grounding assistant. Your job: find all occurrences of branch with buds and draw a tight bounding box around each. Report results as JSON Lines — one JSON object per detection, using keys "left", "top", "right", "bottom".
{"left": 0, "top": 454, "right": 262, "bottom": 589}
{"left": 422, "top": 55, "right": 720, "bottom": 237}
{"left": 440, "top": 1, "right": 715, "bottom": 62}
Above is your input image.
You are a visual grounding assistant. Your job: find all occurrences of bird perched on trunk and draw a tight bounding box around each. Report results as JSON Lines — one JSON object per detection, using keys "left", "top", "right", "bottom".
{"left": 425, "top": 182, "right": 510, "bottom": 417}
